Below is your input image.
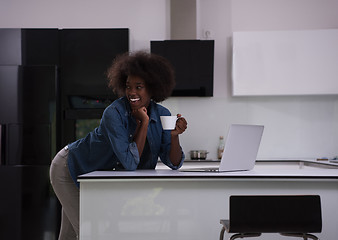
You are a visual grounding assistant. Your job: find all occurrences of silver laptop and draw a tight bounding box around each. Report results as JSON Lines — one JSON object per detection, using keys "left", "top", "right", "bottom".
{"left": 181, "top": 124, "right": 264, "bottom": 172}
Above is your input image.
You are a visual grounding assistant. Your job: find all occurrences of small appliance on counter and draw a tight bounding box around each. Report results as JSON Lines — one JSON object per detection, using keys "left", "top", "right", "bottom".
{"left": 190, "top": 150, "right": 209, "bottom": 160}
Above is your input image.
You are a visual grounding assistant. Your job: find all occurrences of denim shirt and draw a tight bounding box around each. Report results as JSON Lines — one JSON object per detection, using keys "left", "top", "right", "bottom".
{"left": 67, "top": 97, "right": 185, "bottom": 187}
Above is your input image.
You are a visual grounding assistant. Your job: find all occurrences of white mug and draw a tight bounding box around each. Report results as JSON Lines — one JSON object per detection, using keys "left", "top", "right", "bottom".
{"left": 160, "top": 116, "right": 177, "bottom": 130}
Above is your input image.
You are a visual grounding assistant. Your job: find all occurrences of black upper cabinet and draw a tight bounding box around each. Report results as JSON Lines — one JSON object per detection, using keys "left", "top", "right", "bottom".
{"left": 21, "top": 29, "right": 59, "bottom": 65}
{"left": 0, "top": 66, "right": 20, "bottom": 123}
{"left": 0, "top": 29, "right": 22, "bottom": 65}
{"left": 0, "top": 27, "right": 129, "bottom": 101}
{"left": 0, "top": 28, "right": 59, "bottom": 66}
{"left": 60, "top": 28, "right": 129, "bottom": 99}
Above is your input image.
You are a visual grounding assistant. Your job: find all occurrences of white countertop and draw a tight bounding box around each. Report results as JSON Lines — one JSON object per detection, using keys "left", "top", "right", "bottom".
{"left": 78, "top": 159, "right": 338, "bottom": 182}
{"left": 79, "top": 159, "right": 338, "bottom": 240}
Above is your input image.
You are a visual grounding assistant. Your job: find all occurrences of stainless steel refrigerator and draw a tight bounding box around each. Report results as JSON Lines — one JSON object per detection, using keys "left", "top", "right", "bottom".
{"left": 0, "top": 29, "right": 60, "bottom": 240}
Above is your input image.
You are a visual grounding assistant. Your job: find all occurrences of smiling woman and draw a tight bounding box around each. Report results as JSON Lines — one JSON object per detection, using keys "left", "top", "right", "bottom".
{"left": 106, "top": 51, "right": 188, "bottom": 162}
{"left": 49, "top": 50, "right": 188, "bottom": 240}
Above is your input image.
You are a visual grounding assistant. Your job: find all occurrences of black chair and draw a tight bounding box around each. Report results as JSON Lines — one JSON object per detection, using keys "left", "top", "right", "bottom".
{"left": 220, "top": 195, "right": 322, "bottom": 240}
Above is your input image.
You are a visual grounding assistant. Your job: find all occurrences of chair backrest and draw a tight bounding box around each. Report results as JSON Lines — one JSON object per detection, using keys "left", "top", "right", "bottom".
{"left": 228, "top": 195, "right": 322, "bottom": 233}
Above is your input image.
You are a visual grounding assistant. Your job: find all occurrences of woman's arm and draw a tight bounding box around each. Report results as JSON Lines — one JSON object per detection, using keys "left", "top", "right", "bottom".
{"left": 132, "top": 107, "right": 149, "bottom": 157}
{"left": 169, "top": 114, "right": 187, "bottom": 166}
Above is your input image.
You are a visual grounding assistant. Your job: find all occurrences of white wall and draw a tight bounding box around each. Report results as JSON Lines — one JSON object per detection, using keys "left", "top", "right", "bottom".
{"left": 1, "top": 0, "right": 338, "bottom": 160}
{"left": 163, "top": 0, "right": 338, "bottom": 160}
{"left": 0, "top": 0, "right": 170, "bottom": 51}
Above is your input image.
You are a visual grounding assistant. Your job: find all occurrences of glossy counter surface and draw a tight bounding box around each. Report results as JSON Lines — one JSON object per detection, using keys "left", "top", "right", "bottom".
{"left": 78, "top": 160, "right": 338, "bottom": 240}
{"left": 78, "top": 159, "right": 338, "bottom": 181}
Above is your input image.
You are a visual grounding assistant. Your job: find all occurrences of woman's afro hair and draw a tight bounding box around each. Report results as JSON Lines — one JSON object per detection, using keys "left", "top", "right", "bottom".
{"left": 107, "top": 51, "right": 176, "bottom": 102}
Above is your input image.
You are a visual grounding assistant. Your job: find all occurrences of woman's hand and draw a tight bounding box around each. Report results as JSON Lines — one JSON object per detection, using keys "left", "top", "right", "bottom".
{"left": 132, "top": 107, "right": 149, "bottom": 124}
{"left": 169, "top": 114, "right": 187, "bottom": 166}
{"left": 171, "top": 114, "right": 187, "bottom": 136}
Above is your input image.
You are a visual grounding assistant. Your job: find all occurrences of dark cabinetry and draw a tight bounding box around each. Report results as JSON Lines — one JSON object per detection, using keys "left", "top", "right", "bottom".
{"left": 0, "top": 28, "right": 129, "bottom": 239}
{"left": 0, "top": 28, "right": 59, "bottom": 65}
{"left": 0, "top": 28, "right": 60, "bottom": 240}
{"left": 59, "top": 28, "right": 128, "bottom": 145}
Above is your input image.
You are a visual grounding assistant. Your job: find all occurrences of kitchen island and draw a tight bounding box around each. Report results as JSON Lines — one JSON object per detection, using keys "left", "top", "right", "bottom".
{"left": 78, "top": 160, "right": 338, "bottom": 240}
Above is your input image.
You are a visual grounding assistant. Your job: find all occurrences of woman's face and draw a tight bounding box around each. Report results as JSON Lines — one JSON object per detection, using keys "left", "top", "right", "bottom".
{"left": 125, "top": 75, "right": 151, "bottom": 110}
